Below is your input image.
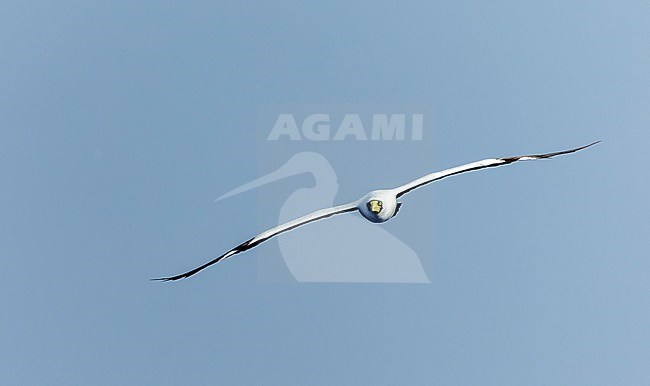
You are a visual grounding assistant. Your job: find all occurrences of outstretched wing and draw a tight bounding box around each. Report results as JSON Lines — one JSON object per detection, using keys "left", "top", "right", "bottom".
{"left": 394, "top": 142, "right": 599, "bottom": 198}
{"left": 152, "top": 202, "right": 359, "bottom": 281}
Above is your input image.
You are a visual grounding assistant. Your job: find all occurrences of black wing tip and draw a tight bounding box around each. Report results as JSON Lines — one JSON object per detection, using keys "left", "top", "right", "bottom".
{"left": 571, "top": 140, "right": 601, "bottom": 152}
{"left": 150, "top": 273, "right": 191, "bottom": 282}
{"left": 150, "top": 276, "right": 183, "bottom": 282}
{"left": 502, "top": 140, "right": 600, "bottom": 163}
{"left": 150, "top": 266, "right": 212, "bottom": 282}
{"left": 540, "top": 140, "right": 601, "bottom": 158}
{"left": 549, "top": 140, "right": 601, "bottom": 156}
{"left": 150, "top": 237, "right": 257, "bottom": 283}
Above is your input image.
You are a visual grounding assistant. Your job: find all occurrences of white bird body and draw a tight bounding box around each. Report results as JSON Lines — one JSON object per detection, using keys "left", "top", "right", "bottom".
{"left": 153, "top": 142, "right": 599, "bottom": 282}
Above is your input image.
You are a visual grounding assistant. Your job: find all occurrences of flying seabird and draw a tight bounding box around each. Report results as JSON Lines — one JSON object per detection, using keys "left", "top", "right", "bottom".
{"left": 153, "top": 141, "right": 599, "bottom": 281}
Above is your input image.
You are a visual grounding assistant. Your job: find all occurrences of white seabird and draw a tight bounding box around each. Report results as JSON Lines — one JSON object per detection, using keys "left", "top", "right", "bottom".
{"left": 153, "top": 141, "right": 599, "bottom": 281}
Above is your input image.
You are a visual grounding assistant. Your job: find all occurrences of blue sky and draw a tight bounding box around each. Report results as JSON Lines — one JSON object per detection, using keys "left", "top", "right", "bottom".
{"left": 1, "top": 1, "right": 649, "bottom": 385}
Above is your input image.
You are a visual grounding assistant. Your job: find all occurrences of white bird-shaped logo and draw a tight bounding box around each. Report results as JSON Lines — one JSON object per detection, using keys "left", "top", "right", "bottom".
{"left": 153, "top": 141, "right": 599, "bottom": 281}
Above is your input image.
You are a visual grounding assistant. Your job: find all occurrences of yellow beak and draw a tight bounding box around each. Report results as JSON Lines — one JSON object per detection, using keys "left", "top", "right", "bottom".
{"left": 368, "top": 200, "right": 383, "bottom": 213}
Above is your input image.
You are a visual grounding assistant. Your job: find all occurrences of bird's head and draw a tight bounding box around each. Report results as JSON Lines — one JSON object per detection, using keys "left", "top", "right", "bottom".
{"left": 359, "top": 190, "right": 398, "bottom": 223}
